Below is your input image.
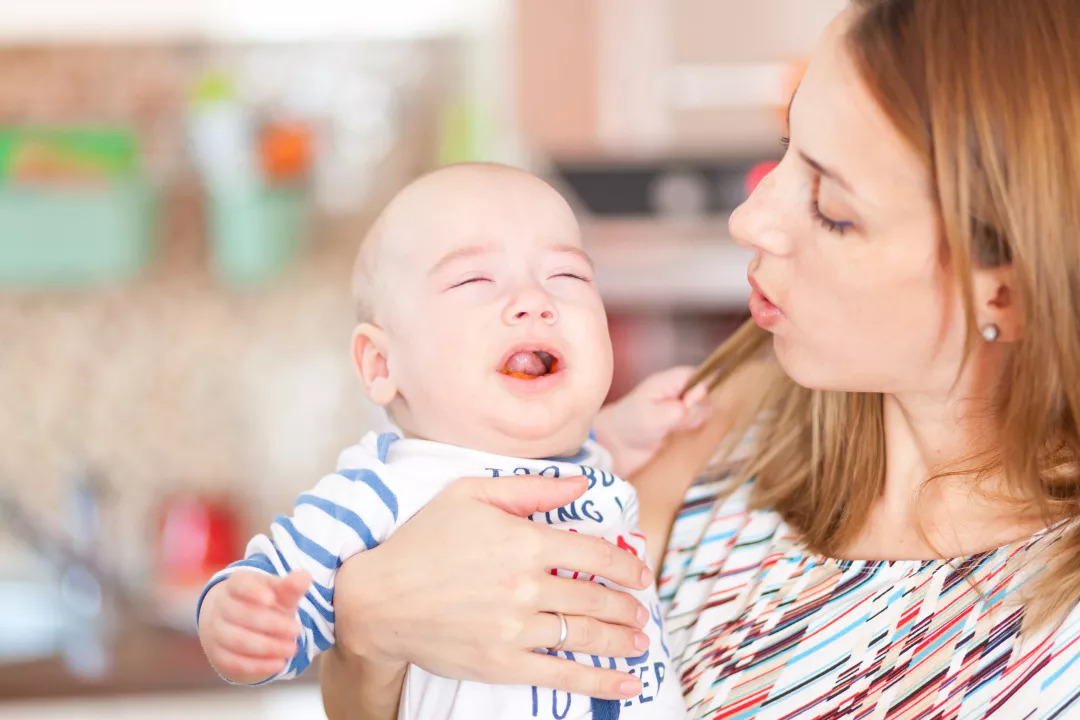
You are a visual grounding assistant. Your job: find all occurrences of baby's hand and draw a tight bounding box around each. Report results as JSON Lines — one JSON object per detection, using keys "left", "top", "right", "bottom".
{"left": 197, "top": 569, "right": 311, "bottom": 685}
{"left": 594, "top": 365, "right": 711, "bottom": 478}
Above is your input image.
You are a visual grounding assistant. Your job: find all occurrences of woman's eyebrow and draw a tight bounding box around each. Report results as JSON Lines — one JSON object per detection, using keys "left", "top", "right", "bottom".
{"left": 799, "top": 151, "right": 856, "bottom": 195}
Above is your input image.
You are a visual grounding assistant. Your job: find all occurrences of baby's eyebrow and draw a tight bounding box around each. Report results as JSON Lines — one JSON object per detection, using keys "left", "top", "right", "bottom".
{"left": 549, "top": 244, "right": 594, "bottom": 270}
{"left": 428, "top": 243, "right": 497, "bottom": 276}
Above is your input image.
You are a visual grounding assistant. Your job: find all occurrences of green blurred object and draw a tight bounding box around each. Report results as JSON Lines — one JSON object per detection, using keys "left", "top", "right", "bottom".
{"left": 0, "top": 127, "right": 139, "bottom": 182}
{"left": 0, "top": 180, "right": 157, "bottom": 287}
{"left": 190, "top": 70, "right": 237, "bottom": 105}
{"left": 208, "top": 184, "right": 308, "bottom": 287}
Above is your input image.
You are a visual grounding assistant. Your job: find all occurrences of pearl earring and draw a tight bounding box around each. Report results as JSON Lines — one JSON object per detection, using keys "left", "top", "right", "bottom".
{"left": 981, "top": 324, "right": 1000, "bottom": 342}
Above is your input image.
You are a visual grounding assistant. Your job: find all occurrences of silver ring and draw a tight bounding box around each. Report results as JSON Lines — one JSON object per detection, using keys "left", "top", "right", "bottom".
{"left": 546, "top": 611, "right": 568, "bottom": 652}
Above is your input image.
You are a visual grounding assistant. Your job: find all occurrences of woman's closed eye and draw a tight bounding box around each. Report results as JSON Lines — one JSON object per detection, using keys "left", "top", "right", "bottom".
{"left": 812, "top": 200, "right": 854, "bottom": 235}
{"left": 810, "top": 175, "right": 855, "bottom": 236}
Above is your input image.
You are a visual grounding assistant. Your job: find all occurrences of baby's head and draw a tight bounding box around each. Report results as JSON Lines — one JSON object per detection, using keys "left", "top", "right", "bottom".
{"left": 351, "top": 163, "right": 613, "bottom": 458}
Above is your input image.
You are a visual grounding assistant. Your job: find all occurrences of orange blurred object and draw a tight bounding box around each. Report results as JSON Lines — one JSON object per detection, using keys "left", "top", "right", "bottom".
{"left": 258, "top": 122, "right": 313, "bottom": 183}
{"left": 775, "top": 60, "right": 808, "bottom": 128}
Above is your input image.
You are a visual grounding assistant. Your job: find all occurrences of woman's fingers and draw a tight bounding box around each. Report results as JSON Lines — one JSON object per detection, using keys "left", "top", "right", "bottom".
{"left": 524, "top": 612, "right": 649, "bottom": 661}
{"left": 542, "top": 575, "right": 648, "bottom": 629}
{"left": 508, "top": 653, "right": 643, "bottom": 701}
{"left": 327, "top": 475, "right": 656, "bottom": 696}
{"left": 465, "top": 474, "right": 589, "bottom": 518}
{"left": 538, "top": 526, "right": 652, "bottom": 590}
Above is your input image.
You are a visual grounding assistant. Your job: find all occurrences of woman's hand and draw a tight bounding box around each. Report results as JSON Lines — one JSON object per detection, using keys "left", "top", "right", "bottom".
{"left": 327, "top": 474, "right": 654, "bottom": 708}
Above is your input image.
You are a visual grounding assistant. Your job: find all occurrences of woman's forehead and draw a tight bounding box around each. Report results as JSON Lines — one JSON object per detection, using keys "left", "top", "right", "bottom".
{"left": 792, "top": 14, "right": 933, "bottom": 211}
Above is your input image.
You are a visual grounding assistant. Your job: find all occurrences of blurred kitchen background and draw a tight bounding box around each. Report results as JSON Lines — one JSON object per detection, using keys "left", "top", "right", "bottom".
{"left": 0, "top": 1, "right": 844, "bottom": 717}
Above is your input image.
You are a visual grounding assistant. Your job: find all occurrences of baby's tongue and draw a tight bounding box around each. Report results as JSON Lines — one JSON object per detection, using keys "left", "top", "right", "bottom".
{"left": 504, "top": 351, "right": 547, "bottom": 376}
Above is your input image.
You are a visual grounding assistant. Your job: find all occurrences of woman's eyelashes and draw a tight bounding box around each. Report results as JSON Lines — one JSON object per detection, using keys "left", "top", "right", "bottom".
{"left": 810, "top": 175, "right": 855, "bottom": 236}
{"left": 811, "top": 199, "right": 854, "bottom": 235}
{"left": 781, "top": 136, "right": 855, "bottom": 236}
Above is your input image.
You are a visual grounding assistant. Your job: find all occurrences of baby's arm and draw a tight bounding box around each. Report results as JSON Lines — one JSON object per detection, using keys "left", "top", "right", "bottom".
{"left": 198, "top": 569, "right": 312, "bottom": 684}
{"left": 593, "top": 366, "right": 710, "bottom": 478}
{"left": 196, "top": 469, "right": 386, "bottom": 685}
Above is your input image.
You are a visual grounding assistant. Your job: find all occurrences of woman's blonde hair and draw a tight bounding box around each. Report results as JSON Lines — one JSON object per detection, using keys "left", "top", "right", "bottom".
{"left": 689, "top": 0, "right": 1080, "bottom": 629}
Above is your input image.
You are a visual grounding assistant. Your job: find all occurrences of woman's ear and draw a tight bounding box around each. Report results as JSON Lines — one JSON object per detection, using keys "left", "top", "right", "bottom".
{"left": 973, "top": 264, "right": 1020, "bottom": 342}
{"left": 352, "top": 323, "right": 398, "bottom": 406}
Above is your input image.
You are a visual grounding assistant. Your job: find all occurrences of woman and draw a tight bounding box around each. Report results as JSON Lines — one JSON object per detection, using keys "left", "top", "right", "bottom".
{"left": 322, "top": 0, "right": 1080, "bottom": 717}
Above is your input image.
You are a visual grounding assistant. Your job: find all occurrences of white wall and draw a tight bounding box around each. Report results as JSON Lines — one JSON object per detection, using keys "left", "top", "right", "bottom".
{"left": 0, "top": 0, "right": 496, "bottom": 42}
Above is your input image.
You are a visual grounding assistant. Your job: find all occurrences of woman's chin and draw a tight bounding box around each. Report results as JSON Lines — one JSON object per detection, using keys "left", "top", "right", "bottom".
{"left": 773, "top": 341, "right": 848, "bottom": 392}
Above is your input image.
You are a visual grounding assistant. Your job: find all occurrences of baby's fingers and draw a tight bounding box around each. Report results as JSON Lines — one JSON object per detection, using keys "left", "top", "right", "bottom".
{"left": 215, "top": 622, "right": 300, "bottom": 661}
{"left": 644, "top": 365, "right": 698, "bottom": 400}
{"left": 679, "top": 392, "right": 714, "bottom": 431}
{"left": 210, "top": 646, "right": 290, "bottom": 684}
{"left": 681, "top": 380, "right": 709, "bottom": 408}
{"left": 220, "top": 595, "right": 303, "bottom": 641}
{"left": 271, "top": 570, "right": 312, "bottom": 609}
{"left": 226, "top": 570, "right": 278, "bottom": 606}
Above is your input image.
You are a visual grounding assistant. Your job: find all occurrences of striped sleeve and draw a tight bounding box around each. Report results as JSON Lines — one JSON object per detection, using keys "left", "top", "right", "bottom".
{"left": 196, "top": 463, "right": 399, "bottom": 684}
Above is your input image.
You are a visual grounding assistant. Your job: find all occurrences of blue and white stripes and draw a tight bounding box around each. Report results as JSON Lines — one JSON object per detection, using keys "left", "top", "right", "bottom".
{"left": 196, "top": 431, "right": 622, "bottom": 686}
{"left": 197, "top": 432, "right": 405, "bottom": 682}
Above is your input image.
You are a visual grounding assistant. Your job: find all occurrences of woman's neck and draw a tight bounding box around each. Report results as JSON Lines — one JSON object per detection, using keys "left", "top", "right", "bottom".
{"left": 842, "top": 378, "right": 1044, "bottom": 561}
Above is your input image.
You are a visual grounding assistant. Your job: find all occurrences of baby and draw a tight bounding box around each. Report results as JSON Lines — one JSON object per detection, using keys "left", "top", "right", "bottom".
{"left": 196, "top": 163, "right": 702, "bottom": 719}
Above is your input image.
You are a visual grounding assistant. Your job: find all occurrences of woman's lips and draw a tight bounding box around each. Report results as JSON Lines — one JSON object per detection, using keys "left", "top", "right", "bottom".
{"left": 747, "top": 275, "right": 783, "bottom": 329}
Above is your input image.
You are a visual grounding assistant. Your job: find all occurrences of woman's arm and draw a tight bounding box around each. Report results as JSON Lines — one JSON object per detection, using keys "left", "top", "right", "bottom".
{"left": 320, "top": 474, "right": 654, "bottom": 720}
{"left": 322, "top": 630, "right": 406, "bottom": 720}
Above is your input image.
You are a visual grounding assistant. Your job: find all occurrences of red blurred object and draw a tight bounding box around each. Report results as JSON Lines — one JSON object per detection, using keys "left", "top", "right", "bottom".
{"left": 156, "top": 494, "right": 244, "bottom": 586}
{"left": 745, "top": 161, "right": 779, "bottom": 196}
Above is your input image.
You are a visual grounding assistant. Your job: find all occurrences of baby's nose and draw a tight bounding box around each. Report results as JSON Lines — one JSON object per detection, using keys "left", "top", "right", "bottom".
{"left": 503, "top": 287, "right": 558, "bottom": 324}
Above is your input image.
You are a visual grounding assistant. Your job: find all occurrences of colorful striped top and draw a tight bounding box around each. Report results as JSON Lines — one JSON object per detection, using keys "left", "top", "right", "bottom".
{"left": 658, "top": 469, "right": 1080, "bottom": 719}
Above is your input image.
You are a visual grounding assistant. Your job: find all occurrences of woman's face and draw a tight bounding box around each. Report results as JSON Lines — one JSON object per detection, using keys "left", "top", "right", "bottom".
{"left": 730, "top": 10, "right": 969, "bottom": 396}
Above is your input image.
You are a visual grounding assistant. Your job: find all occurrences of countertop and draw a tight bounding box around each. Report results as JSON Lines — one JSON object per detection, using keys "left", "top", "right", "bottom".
{"left": 0, "top": 619, "right": 315, "bottom": 702}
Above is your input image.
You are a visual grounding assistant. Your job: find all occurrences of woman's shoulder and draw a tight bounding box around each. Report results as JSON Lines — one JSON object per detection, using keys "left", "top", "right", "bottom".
{"left": 657, "top": 428, "right": 789, "bottom": 606}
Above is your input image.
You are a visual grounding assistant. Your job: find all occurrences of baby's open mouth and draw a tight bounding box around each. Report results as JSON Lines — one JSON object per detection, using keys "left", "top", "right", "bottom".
{"left": 500, "top": 350, "right": 558, "bottom": 380}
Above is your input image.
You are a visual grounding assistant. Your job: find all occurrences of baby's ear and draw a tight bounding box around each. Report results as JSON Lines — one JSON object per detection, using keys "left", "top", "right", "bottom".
{"left": 351, "top": 323, "right": 398, "bottom": 406}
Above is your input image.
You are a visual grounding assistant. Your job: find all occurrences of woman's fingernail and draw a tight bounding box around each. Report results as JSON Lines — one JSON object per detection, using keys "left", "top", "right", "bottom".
{"left": 634, "top": 632, "right": 650, "bottom": 651}
{"left": 641, "top": 567, "right": 653, "bottom": 587}
{"left": 620, "top": 678, "right": 642, "bottom": 698}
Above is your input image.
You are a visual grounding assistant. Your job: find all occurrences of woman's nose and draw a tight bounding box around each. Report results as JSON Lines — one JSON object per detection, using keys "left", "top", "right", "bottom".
{"left": 728, "top": 167, "right": 793, "bottom": 257}
{"left": 502, "top": 284, "right": 558, "bottom": 325}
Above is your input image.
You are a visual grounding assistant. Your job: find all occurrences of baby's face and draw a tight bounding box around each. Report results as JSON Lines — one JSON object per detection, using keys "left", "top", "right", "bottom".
{"left": 369, "top": 169, "right": 613, "bottom": 458}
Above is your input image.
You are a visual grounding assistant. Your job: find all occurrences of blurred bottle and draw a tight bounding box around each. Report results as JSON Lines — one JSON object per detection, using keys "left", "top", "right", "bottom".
{"left": 187, "top": 71, "right": 257, "bottom": 190}
{"left": 58, "top": 468, "right": 114, "bottom": 679}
